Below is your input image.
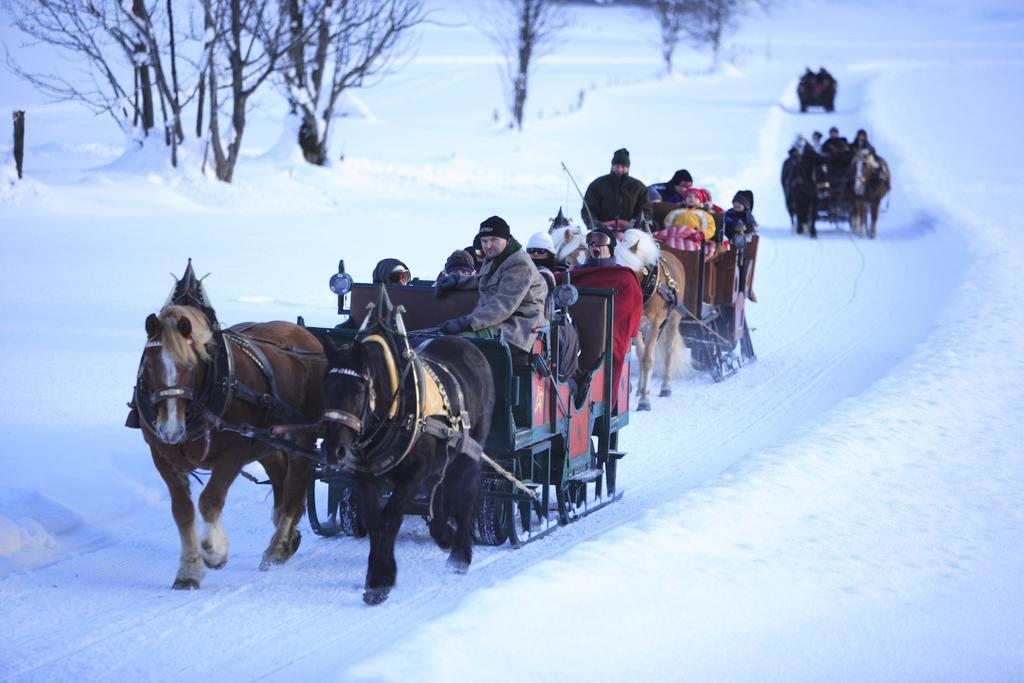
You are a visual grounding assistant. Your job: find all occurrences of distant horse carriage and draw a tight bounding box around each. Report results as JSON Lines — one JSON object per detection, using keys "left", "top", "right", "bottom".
{"left": 783, "top": 148, "right": 890, "bottom": 239}
{"left": 651, "top": 202, "right": 758, "bottom": 381}
{"left": 798, "top": 68, "right": 837, "bottom": 113}
{"left": 554, "top": 209, "right": 757, "bottom": 390}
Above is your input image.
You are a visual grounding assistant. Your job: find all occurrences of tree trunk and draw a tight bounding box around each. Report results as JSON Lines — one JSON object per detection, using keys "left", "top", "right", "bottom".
{"left": 133, "top": 0, "right": 155, "bottom": 133}
{"left": 13, "top": 110, "right": 25, "bottom": 179}
{"left": 298, "top": 109, "right": 327, "bottom": 165}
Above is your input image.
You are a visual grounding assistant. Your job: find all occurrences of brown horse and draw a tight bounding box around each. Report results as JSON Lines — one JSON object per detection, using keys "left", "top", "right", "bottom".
{"left": 849, "top": 150, "right": 891, "bottom": 238}
{"left": 133, "top": 268, "right": 324, "bottom": 589}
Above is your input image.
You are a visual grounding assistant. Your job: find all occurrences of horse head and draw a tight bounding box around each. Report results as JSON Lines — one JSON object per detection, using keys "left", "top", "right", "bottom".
{"left": 321, "top": 338, "right": 372, "bottom": 464}
{"left": 138, "top": 305, "right": 216, "bottom": 444}
{"left": 550, "top": 224, "right": 588, "bottom": 268}
{"left": 615, "top": 228, "right": 659, "bottom": 273}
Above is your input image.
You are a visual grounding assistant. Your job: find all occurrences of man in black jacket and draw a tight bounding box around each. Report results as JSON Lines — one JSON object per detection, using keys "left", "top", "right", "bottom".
{"left": 581, "top": 148, "right": 653, "bottom": 230}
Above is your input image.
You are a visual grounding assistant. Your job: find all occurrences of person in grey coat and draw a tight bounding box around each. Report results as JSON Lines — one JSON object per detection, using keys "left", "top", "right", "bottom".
{"left": 436, "top": 216, "right": 548, "bottom": 353}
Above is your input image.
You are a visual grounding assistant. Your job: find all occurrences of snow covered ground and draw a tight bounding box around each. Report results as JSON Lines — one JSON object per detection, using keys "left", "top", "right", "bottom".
{"left": 1, "top": 0, "right": 1022, "bottom": 680}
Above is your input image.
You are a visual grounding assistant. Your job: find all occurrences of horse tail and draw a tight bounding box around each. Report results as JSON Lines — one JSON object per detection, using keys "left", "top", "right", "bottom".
{"left": 654, "top": 315, "right": 687, "bottom": 379}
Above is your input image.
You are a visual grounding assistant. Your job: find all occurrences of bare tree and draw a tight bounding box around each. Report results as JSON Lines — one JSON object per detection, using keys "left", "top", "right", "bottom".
{"left": 483, "top": 0, "right": 567, "bottom": 131}
{"left": 682, "top": 0, "right": 746, "bottom": 71}
{"left": 652, "top": 0, "right": 688, "bottom": 74}
{"left": 281, "top": 0, "right": 425, "bottom": 166}
{"left": 4, "top": 0, "right": 196, "bottom": 164}
{"left": 4, "top": 0, "right": 152, "bottom": 135}
{"left": 201, "top": 0, "right": 296, "bottom": 182}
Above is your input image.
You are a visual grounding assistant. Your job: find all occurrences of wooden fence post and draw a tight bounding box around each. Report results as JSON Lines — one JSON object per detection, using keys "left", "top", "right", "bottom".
{"left": 13, "top": 110, "right": 25, "bottom": 180}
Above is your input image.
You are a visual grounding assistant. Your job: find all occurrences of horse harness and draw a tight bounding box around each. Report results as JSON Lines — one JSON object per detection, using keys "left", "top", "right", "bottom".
{"left": 640, "top": 257, "right": 679, "bottom": 307}
{"left": 133, "top": 325, "right": 319, "bottom": 447}
{"left": 329, "top": 334, "right": 476, "bottom": 479}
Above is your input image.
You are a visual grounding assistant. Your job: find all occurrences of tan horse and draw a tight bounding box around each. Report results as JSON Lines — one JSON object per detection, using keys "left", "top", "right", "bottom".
{"left": 849, "top": 150, "right": 891, "bottom": 238}
{"left": 618, "top": 231, "right": 686, "bottom": 410}
{"left": 134, "top": 274, "right": 324, "bottom": 589}
{"left": 552, "top": 225, "right": 685, "bottom": 411}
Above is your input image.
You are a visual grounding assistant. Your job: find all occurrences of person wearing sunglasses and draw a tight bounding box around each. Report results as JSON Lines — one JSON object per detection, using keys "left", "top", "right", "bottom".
{"left": 580, "top": 147, "right": 653, "bottom": 231}
{"left": 371, "top": 258, "right": 411, "bottom": 286}
{"left": 435, "top": 215, "right": 547, "bottom": 353}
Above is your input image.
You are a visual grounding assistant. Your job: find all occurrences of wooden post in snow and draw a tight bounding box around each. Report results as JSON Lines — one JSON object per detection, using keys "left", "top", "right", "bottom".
{"left": 13, "top": 111, "right": 25, "bottom": 180}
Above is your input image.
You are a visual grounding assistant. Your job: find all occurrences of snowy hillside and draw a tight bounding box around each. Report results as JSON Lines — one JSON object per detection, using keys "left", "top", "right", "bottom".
{"left": 1, "top": 0, "right": 1022, "bottom": 680}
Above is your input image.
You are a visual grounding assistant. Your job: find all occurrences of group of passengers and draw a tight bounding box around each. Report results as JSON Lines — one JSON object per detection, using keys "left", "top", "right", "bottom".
{"left": 579, "top": 147, "right": 758, "bottom": 256}
{"left": 368, "top": 147, "right": 757, "bottom": 365}
{"left": 790, "top": 127, "right": 876, "bottom": 160}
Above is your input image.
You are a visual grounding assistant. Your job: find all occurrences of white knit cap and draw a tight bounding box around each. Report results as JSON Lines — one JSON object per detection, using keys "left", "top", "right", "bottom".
{"left": 526, "top": 231, "right": 555, "bottom": 252}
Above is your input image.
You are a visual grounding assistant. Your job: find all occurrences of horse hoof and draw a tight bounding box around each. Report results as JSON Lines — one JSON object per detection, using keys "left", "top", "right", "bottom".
{"left": 363, "top": 588, "right": 390, "bottom": 606}
{"left": 447, "top": 549, "right": 472, "bottom": 574}
{"left": 259, "top": 551, "right": 287, "bottom": 571}
{"left": 659, "top": 388, "right": 672, "bottom": 397}
{"left": 288, "top": 530, "right": 302, "bottom": 556}
{"left": 202, "top": 556, "right": 227, "bottom": 570}
{"left": 636, "top": 401, "right": 651, "bottom": 411}
{"left": 172, "top": 578, "right": 200, "bottom": 590}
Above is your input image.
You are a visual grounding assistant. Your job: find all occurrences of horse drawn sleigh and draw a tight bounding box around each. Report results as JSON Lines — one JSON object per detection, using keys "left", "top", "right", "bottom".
{"left": 305, "top": 268, "right": 633, "bottom": 553}
{"left": 130, "top": 258, "right": 635, "bottom": 603}
{"left": 798, "top": 68, "right": 837, "bottom": 113}
{"left": 783, "top": 146, "right": 891, "bottom": 239}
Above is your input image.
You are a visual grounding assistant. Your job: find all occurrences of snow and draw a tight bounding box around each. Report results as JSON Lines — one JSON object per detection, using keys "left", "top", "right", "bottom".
{"left": 2, "top": 0, "right": 1023, "bottom": 680}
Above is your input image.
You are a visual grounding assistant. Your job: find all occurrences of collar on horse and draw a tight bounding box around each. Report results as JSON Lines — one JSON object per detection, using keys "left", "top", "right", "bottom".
{"left": 329, "top": 287, "right": 474, "bottom": 477}
{"left": 133, "top": 326, "right": 316, "bottom": 445}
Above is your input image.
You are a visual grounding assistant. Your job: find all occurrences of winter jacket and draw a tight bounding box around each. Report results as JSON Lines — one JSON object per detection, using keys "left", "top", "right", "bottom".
{"left": 821, "top": 137, "right": 849, "bottom": 158}
{"left": 582, "top": 173, "right": 653, "bottom": 228}
{"left": 457, "top": 239, "right": 547, "bottom": 352}
{"left": 723, "top": 208, "right": 758, "bottom": 241}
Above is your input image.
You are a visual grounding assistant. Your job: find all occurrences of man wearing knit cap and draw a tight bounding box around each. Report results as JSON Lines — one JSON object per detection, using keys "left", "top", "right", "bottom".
{"left": 581, "top": 147, "right": 653, "bottom": 231}
{"left": 436, "top": 215, "right": 547, "bottom": 352}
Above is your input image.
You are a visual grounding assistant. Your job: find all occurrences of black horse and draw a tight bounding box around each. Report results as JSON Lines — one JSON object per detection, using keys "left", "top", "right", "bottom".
{"left": 321, "top": 291, "right": 495, "bottom": 605}
{"left": 787, "top": 147, "right": 823, "bottom": 238}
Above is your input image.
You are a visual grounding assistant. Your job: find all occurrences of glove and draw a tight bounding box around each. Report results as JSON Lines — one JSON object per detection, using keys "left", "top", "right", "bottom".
{"left": 439, "top": 317, "right": 470, "bottom": 335}
{"left": 436, "top": 273, "right": 461, "bottom": 292}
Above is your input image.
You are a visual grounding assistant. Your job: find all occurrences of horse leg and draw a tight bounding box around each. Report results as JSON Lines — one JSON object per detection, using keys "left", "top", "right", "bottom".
{"left": 260, "top": 447, "right": 314, "bottom": 569}
{"left": 360, "top": 466, "right": 423, "bottom": 605}
{"left": 196, "top": 454, "right": 245, "bottom": 571}
{"left": 636, "top": 319, "right": 657, "bottom": 411}
{"left": 151, "top": 451, "right": 203, "bottom": 589}
{"left": 869, "top": 199, "right": 880, "bottom": 238}
{"left": 445, "top": 450, "right": 482, "bottom": 572}
{"left": 658, "top": 309, "right": 683, "bottom": 397}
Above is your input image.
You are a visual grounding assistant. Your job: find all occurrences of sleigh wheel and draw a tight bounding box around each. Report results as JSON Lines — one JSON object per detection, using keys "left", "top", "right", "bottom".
{"left": 307, "top": 476, "right": 365, "bottom": 537}
{"left": 477, "top": 478, "right": 510, "bottom": 546}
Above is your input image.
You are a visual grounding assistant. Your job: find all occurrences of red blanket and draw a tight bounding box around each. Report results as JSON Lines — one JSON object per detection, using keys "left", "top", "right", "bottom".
{"left": 557, "top": 266, "right": 642, "bottom": 406}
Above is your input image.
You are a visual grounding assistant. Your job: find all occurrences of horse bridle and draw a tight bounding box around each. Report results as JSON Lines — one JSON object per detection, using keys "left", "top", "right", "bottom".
{"left": 322, "top": 356, "right": 412, "bottom": 452}
{"left": 141, "top": 339, "right": 202, "bottom": 409}
{"left": 321, "top": 366, "right": 368, "bottom": 435}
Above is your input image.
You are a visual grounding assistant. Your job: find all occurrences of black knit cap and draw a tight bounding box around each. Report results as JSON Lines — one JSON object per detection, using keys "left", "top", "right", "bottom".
{"left": 669, "top": 169, "right": 693, "bottom": 187}
{"left": 478, "top": 215, "right": 511, "bottom": 240}
{"left": 611, "top": 148, "right": 630, "bottom": 167}
{"left": 732, "top": 190, "right": 754, "bottom": 212}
